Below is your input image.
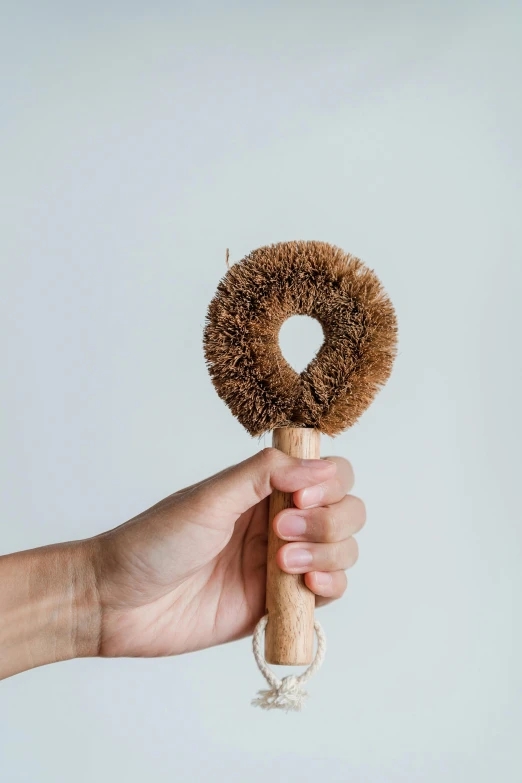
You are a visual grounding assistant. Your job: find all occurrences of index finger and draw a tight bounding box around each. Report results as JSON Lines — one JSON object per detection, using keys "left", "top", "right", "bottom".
{"left": 293, "top": 456, "right": 354, "bottom": 509}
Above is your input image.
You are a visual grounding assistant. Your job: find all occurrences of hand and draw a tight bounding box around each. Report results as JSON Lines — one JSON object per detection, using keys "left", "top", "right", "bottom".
{"left": 91, "top": 448, "right": 365, "bottom": 658}
{"left": 0, "top": 448, "right": 365, "bottom": 678}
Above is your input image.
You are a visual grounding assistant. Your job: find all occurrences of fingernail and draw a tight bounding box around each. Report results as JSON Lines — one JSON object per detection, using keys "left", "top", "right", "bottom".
{"left": 299, "top": 459, "right": 333, "bottom": 469}
{"left": 284, "top": 548, "right": 313, "bottom": 568}
{"left": 277, "top": 514, "right": 307, "bottom": 538}
{"left": 300, "top": 485, "right": 324, "bottom": 508}
{"left": 315, "top": 572, "right": 332, "bottom": 586}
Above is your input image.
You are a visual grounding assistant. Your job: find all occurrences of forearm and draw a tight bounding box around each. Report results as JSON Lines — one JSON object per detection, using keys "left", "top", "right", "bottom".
{"left": 0, "top": 541, "right": 101, "bottom": 679}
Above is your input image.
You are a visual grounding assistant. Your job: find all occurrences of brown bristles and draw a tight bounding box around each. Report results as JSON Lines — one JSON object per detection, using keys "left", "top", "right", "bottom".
{"left": 204, "top": 240, "right": 398, "bottom": 437}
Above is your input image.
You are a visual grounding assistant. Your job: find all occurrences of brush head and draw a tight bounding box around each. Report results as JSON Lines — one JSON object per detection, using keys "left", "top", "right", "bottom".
{"left": 204, "top": 240, "right": 397, "bottom": 437}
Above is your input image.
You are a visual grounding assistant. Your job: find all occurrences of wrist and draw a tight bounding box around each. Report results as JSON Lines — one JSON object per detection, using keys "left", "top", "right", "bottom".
{"left": 67, "top": 539, "right": 103, "bottom": 660}
{"left": 0, "top": 540, "right": 102, "bottom": 679}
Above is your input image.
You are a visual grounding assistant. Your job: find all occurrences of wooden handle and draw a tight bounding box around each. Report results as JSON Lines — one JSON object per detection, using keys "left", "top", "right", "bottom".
{"left": 265, "top": 427, "right": 320, "bottom": 665}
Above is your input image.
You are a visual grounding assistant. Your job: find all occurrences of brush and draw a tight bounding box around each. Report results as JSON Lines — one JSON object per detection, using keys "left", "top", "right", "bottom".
{"left": 204, "top": 240, "right": 397, "bottom": 670}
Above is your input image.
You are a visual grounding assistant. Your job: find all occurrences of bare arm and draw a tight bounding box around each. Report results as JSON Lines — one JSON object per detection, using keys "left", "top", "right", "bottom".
{"left": 0, "top": 542, "right": 99, "bottom": 679}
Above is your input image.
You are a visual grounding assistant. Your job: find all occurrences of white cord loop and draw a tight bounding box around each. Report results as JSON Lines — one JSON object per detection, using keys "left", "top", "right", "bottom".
{"left": 251, "top": 614, "right": 326, "bottom": 712}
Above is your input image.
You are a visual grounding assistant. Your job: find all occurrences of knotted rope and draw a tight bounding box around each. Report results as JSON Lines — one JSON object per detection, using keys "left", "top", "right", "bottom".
{"left": 251, "top": 614, "right": 326, "bottom": 712}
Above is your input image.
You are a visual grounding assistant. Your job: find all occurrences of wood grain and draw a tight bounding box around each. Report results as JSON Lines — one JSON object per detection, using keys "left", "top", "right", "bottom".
{"left": 265, "top": 427, "right": 320, "bottom": 665}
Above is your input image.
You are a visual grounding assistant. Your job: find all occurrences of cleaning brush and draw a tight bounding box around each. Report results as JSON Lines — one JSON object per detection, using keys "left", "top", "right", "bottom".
{"left": 204, "top": 240, "right": 397, "bottom": 708}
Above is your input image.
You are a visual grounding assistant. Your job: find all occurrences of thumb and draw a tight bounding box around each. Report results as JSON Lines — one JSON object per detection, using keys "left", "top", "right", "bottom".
{"left": 194, "top": 447, "right": 336, "bottom": 519}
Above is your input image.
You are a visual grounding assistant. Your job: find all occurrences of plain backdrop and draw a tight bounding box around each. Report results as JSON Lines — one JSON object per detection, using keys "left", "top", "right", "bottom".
{"left": 1, "top": 2, "right": 521, "bottom": 782}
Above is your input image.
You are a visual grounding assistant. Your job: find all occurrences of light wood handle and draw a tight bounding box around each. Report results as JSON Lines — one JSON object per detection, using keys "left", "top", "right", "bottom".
{"left": 265, "top": 427, "right": 320, "bottom": 665}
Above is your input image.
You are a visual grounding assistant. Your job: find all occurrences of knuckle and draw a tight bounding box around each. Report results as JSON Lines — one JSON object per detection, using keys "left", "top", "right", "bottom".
{"left": 349, "top": 538, "right": 359, "bottom": 565}
{"left": 323, "top": 510, "right": 338, "bottom": 541}
{"left": 250, "top": 448, "right": 281, "bottom": 500}
{"left": 342, "top": 457, "right": 354, "bottom": 474}
{"left": 258, "top": 447, "right": 279, "bottom": 467}
{"left": 353, "top": 496, "right": 367, "bottom": 528}
{"left": 327, "top": 455, "right": 351, "bottom": 471}
{"left": 340, "top": 457, "right": 355, "bottom": 488}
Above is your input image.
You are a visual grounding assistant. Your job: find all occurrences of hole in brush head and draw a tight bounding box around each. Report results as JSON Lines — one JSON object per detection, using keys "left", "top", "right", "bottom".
{"left": 278, "top": 315, "right": 324, "bottom": 374}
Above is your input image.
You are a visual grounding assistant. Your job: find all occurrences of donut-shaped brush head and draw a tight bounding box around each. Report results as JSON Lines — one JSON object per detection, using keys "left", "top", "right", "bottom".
{"left": 204, "top": 240, "right": 397, "bottom": 436}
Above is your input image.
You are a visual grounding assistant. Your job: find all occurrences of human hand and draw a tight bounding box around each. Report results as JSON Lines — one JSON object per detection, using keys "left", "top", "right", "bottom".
{"left": 0, "top": 448, "right": 366, "bottom": 678}
{"left": 90, "top": 448, "right": 365, "bottom": 658}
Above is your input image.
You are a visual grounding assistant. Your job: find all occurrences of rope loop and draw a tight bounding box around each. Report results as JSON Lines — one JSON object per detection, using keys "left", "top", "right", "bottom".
{"left": 251, "top": 614, "right": 326, "bottom": 712}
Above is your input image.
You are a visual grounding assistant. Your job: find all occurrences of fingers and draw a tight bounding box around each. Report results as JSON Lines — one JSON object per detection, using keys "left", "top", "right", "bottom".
{"left": 305, "top": 570, "right": 347, "bottom": 600}
{"left": 274, "top": 494, "right": 366, "bottom": 543}
{"left": 196, "top": 447, "right": 337, "bottom": 518}
{"left": 293, "top": 456, "right": 354, "bottom": 509}
{"left": 271, "top": 454, "right": 359, "bottom": 609}
{"left": 276, "top": 537, "right": 359, "bottom": 574}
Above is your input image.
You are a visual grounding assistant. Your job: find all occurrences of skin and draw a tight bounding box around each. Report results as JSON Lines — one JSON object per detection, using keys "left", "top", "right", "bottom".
{"left": 0, "top": 448, "right": 365, "bottom": 680}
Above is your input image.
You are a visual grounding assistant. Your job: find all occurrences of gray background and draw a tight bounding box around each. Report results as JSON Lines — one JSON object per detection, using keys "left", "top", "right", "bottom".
{"left": 1, "top": 2, "right": 521, "bottom": 781}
